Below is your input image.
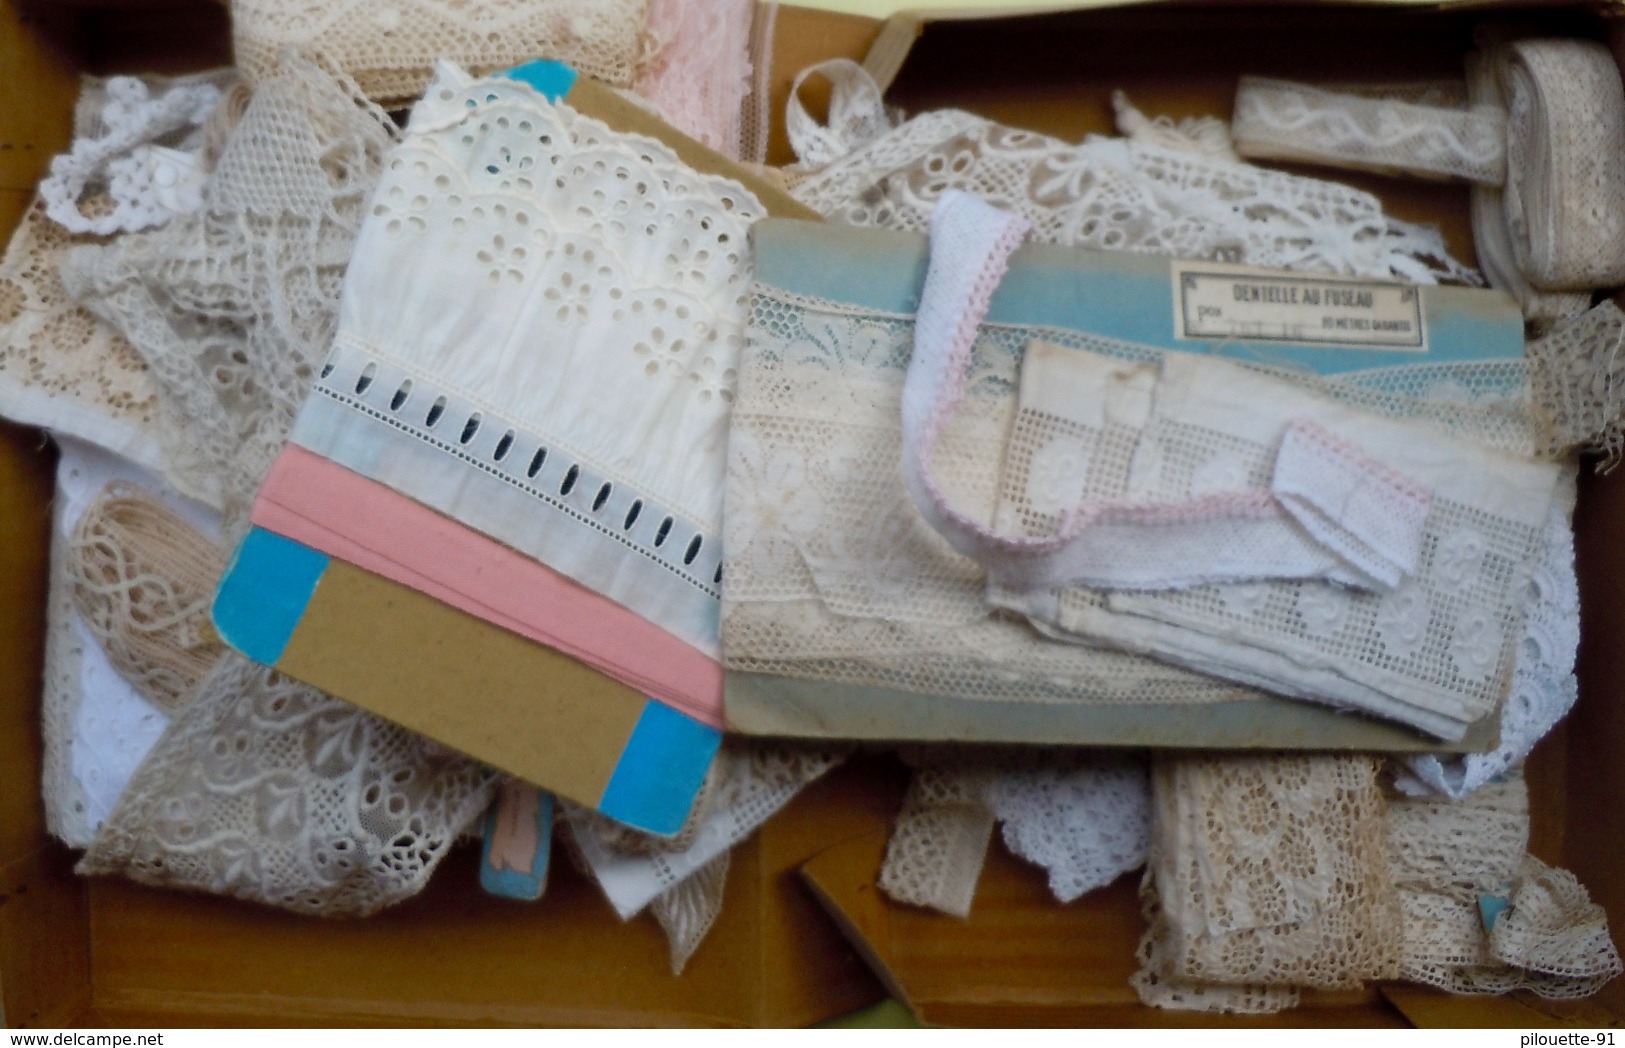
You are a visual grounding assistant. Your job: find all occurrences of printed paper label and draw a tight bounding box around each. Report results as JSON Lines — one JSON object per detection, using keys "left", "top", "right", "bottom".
{"left": 1173, "top": 263, "right": 1427, "bottom": 351}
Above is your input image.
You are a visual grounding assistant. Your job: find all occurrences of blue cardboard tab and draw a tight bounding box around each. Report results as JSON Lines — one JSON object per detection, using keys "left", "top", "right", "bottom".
{"left": 597, "top": 700, "right": 722, "bottom": 837}
{"left": 498, "top": 60, "right": 578, "bottom": 102}
{"left": 480, "top": 781, "right": 554, "bottom": 901}
{"left": 212, "top": 527, "right": 330, "bottom": 666}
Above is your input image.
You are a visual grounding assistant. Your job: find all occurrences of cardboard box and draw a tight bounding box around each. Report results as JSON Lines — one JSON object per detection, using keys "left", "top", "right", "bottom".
{"left": 0, "top": 0, "right": 1621, "bottom": 1028}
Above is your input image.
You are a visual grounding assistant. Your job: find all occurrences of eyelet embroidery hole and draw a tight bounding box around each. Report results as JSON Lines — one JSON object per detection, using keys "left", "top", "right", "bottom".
{"left": 592, "top": 482, "right": 612, "bottom": 513}
{"left": 683, "top": 535, "right": 702, "bottom": 566}
{"left": 459, "top": 413, "right": 481, "bottom": 445}
{"left": 354, "top": 362, "right": 377, "bottom": 395}
{"left": 559, "top": 463, "right": 579, "bottom": 496}
{"left": 526, "top": 447, "right": 547, "bottom": 478}
{"left": 425, "top": 396, "right": 446, "bottom": 429}
{"left": 493, "top": 430, "right": 514, "bottom": 461}
{"left": 389, "top": 380, "right": 412, "bottom": 411}
{"left": 624, "top": 499, "right": 642, "bottom": 530}
{"left": 654, "top": 516, "right": 673, "bottom": 548}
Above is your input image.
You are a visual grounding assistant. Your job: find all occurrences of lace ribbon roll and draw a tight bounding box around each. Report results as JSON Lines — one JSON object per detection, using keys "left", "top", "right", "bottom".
{"left": 1496, "top": 39, "right": 1625, "bottom": 291}
{"left": 632, "top": 0, "right": 759, "bottom": 161}
{"left": 1231, "top": 76, "right": 1506, "bottom": 185}
{"left": 67, "top": 482, "right": 227, "bottom": 715}
{"left": 230, "top": 0, "right": 647, "bottom": 106}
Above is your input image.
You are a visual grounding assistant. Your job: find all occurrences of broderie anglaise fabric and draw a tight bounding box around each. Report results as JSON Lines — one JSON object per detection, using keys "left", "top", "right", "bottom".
{"left": 79, "top": 652, "right": 500, "bottom": 916}
{"left": 986, "top": 341, "right": 1562, "bottom": 741}
{"left": 63, "top": 54, "right": 398, "bottom": 533}
{"left": 1231, "top": 76, "right": 1506, "bottom": 185}
{"left": 230, "top": 0, "right": 646, "bottom": 105}
{"left": 784, "top": 61, "right": 1476, "bottom": 285}
{"left": 292, "top": 62, "right": 762, "bottom": 656}
{"left": 1132, "top": 754, "right": 1401, "bottom": 1013}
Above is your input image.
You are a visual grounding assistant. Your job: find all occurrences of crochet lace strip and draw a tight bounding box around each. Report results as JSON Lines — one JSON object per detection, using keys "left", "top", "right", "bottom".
{"left": 230, "top": 0, "right": 647, "bottom": 105}
{"left": 1231, "top": 76, "right": 1506, "bottom": 185}
{"left": 67, "top": 482, "right": 227, "bottom": 715}
{"left": 1525, "top": 301, "right": 1625, "bottom": 467}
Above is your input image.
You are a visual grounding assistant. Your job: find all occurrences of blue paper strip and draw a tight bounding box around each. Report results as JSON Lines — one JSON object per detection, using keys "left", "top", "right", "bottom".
{"left": 480, "top": 783, "right": 554, "bottom": 901}
{"left": 212, "top": 527, "right": 330, "bottom": 666}
{"left": 498, "top": 60, "right": 578, "bottom": 102}
{"left": 597, "top": 700, "right": 722, "bottom": 836}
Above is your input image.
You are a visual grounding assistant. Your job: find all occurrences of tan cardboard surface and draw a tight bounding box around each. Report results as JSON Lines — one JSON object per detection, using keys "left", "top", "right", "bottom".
{"left": 277, "top": 559, "right": 645, "bottom": 805}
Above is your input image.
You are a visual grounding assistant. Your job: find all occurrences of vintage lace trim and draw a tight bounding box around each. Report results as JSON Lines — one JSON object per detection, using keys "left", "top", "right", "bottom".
{"left": 1388, "top": 778, "right": 1622, "bottom": 998}
{"left": 40, "top": 74, "right": 230, "bottom": 235}
{"left": 0, "top": 191, "right": 163, "bottom": 469}
{"left": 633, "top": 0, "right": 756, "bottom": 160}
{"left": 990, "top": 342, "right": 1560, "bottom": 741}
{"left": 784, "top": 60, "right": 1476, "bottom": 285}
{"left": 67, "top": 482, "right": 227, "bottom": 715}
{"left": 63, "top": 54, "right": 398, "bottom": 533}
{"left": 879, "top": 749, "right": 1149, "bottom": 915}
{"left": 43, "top": 440, "right": 201, "bottom": 848}
{"left": 650, "top": 850, "right": 729, "bottom": 975}
{"left": 1526, "top": 302, "right": 1625, "bottom": 467}
{"left": 1397, "top": 466, "right": 1579, "bottom": 799}
{"left": 1231, "top": 76, "right": 1506, "bottom": 184}
{"left": 79, "top": 652, "right": 500, "bottom": 916}
{"left": 1495, "top": 40, "right": 1625, "bottom": 291}
{"left": 1132, "top": 754, "right": 1401, "bottom": 1008}
{"left": 230, "top": 0, "right": 646, "bottom": 105}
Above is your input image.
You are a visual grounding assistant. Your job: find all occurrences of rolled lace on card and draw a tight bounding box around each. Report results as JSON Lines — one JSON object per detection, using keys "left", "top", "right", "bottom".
{"left": 66, "top": 482, "right": 227, "bottom": 715}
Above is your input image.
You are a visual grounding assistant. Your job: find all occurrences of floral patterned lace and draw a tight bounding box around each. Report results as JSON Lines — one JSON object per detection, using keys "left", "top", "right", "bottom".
{"left": 231, "top": 0, "right": 646, "bottom": 105}
{"left": 79, "top": 653, "right": 499, "bottom": 916}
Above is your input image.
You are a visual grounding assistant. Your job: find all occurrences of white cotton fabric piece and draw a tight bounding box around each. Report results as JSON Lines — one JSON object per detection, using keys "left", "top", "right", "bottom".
{"left": 292, "top": 62, "right": 762, "bottom": 657}
{"left": 43, "top": 438, "right": 223, "bottom": 848}
{"left": 1395, "top": 466, "right": 1579, "bottom": 799}
{"left": 561, "top": 743, "right": 843, "bottom": 919}
{"left": 991, "top": 345, "right": 1563, "bottom": 741}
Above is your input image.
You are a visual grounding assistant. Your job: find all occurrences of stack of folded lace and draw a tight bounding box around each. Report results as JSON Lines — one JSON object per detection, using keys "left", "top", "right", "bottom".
{"left": 1, "top": 0, "right": 1619, "bottom": 1015}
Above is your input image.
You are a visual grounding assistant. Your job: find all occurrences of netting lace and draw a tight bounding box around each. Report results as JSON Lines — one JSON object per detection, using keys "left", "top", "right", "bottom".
{"left": 230, "top": 0, "right": 646, "bottom": 105}
{"left": 79, "top": 652, "right": 500, "bottom": 916}
{"left": 1397, "top": 467, "right": 1579, "bottom": 799}
{"left": 62, "top": 54, "right": 398, "bottom": 534}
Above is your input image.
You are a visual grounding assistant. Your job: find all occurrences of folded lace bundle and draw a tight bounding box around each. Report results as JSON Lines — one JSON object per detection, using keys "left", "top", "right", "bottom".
{"left": 1134, "top": 758, "right": 1621, "bottom": 1014}
{"left": 230, "top": 0, "right": 647, "bottom": 105}
{"left": 906, "top": 192, "right": 1559, "bottom": 741}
